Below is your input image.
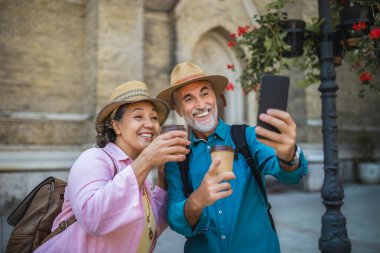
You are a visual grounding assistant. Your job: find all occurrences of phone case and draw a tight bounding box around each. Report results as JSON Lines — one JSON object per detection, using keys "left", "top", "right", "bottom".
{"left": 256, "top": 75, "right": 290, "bottom": 138}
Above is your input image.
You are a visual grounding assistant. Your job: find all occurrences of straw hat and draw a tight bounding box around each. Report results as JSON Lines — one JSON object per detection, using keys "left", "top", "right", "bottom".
{"left": 95, "top": 81, "right": 170, "bottom": 131}
{"left": 156, "top": 62, "right": 229, "bottom": 109}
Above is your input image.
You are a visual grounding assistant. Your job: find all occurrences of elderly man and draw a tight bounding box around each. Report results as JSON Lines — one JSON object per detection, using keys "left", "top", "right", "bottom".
{"left": 157, "top": 62, "right": 308, "bottom": 253}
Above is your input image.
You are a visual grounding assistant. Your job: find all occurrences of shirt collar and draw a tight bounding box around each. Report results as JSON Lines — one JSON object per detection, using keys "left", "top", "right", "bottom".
{"left": 190, "top": 118, "right": 228, "bottom": 147}
{"left": 103, "top": 142, "right": 132, "bottom": 162}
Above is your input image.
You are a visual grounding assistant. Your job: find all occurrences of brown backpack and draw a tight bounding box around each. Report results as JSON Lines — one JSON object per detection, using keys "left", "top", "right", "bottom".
{"left": 6, "top": 150, "right": 117, "bottom": 253}
{"left": 5, "top": 177, "right": 74, "bottom": 253}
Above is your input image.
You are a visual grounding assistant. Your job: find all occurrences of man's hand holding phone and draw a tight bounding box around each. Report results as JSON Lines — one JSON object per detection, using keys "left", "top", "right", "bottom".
{"left": 256, "top": 109, "right": 296, "bottom": 163}
{"left": 255, "top": 75, "right": 298, "bottom": 169}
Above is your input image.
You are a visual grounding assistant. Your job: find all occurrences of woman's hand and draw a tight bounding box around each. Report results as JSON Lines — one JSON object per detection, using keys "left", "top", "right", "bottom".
{"left": 131, "top": 130, "right": 190, "bottom": 188}
{"left": 140, "top": 130, "right": 190, "bottom": 168}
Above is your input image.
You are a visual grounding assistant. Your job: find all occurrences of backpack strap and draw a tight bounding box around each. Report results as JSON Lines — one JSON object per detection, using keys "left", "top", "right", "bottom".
{"left": 40, "top": 148, "right": 118, "bottom": 245}
{"left": 39, "top": 216, "right": 77, "bottom": 245}
{"left": 231, "top": 124, "right": 276, "bottom": 232}
{"left": 178, "top": 151, "right": 192, "bottom": 197}
{"left": 101, "top": 148, "right": 118, "bottom": 176}
{"left": 231, "top": 125, "right": 268, "bottom": 204}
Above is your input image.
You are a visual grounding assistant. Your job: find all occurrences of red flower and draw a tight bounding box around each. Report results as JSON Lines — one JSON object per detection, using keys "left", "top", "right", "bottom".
{"left": 369, "top": 27, "right": 380, "bottom": 39}
{"left": 352, "top": 22, "right": 367, "bottom": 31}
{"left": 227, "top": 64, "right": 235, "bottom": 70}
{"left": 227, "top": 41, "right": 236, "bottom": 48}
{"left": 359, "top": 72, "right": 372, "bottom": 85}
{"left": 229, "top": 33, "right": 236, "bottom": 39}
{"left": 352, "top": 23, "right": 360, "bottom": 31}
{"left": 226, "top": 82, "right": 234, "bottom": 91}
{"left": 237, "top": 25, "right": 250, "bottom": 36}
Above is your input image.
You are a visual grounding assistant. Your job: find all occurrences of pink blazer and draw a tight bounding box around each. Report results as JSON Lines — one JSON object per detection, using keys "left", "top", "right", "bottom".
{"left": 34, "top": 142, "right": 168, "bottom": 253}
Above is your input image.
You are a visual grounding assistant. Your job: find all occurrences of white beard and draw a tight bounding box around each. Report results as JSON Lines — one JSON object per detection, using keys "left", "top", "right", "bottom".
{"left": 182, "top": 106, "right": 218, "bottom": 133}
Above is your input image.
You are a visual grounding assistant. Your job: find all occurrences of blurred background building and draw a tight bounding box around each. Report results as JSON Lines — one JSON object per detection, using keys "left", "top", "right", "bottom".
{"left": 0, "top": 0, "right": 379, "bottom": 251}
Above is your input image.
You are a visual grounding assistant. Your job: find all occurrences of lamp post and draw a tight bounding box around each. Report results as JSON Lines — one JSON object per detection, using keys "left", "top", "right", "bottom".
{"left": 318, "top": 0, "right": 351, "bottom": 252}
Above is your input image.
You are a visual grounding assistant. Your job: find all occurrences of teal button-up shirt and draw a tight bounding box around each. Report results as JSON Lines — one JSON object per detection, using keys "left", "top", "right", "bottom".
{"left": 165, "top": 119, "right": 308, "bottom": 253}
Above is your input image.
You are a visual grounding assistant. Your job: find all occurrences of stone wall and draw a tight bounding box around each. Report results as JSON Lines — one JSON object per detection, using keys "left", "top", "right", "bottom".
{"left": 0, "top": 0, "right": 147, "bottom": 217}
{"left": 143, "top": 11, "right": 172, "bottom": 96}
{"left": 0, "top": 0, "right": 86, "bottom": 113}
{"left": 94, "top": 0, "right": 145, "bottom": 112}
{"left": 0, "top": 0, "right": 88, "bottom": 145}
{"left": 174, "top": 0, "right": 253, "bottom": 62}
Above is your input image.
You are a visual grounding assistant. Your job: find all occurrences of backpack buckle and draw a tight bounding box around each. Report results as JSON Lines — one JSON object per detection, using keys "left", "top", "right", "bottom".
{"left": 59, "top": 220, "right": 68, "bottom": 231}
{"left": 234, "top": 149, "right": 239, "bottom": 160}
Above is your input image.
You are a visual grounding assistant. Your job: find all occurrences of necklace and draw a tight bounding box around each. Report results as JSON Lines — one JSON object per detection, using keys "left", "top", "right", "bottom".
{"left": 143, "top": 187, "right": 154, "bottom": 240}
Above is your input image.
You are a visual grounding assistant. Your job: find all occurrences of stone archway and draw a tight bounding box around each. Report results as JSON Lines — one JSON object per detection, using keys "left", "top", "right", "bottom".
{"left": 192, "top": 29, "right": 257, "bottom": 125}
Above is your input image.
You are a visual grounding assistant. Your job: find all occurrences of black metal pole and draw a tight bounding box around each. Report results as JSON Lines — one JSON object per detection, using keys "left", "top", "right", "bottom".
{"left": 318, "top": 0, "right": 351, "bottom": 252}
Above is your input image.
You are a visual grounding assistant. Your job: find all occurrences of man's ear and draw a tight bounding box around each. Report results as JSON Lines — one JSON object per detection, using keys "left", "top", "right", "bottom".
{"left": 217, "top": 94, "right": 227, "bottom": 108}
{"left": 174, "top": 104, "right": 183, "bottom": 117}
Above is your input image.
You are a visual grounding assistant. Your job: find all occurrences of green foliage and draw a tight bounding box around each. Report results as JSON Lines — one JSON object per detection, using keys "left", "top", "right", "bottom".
{"left": 227, "top": 0, "right": 380, "bottom": 97}
{"left": 230, "top": 1, "right": 291, "bottom": 93}
{"left": 343, "top": 3, "right": 380, "bottom": 97}
{"left": 350, "top": 0, "right": 380, "bottom": 9}
{"left": 228, "top": 0, "right": 322, "bottom": 93}
{"left": 293, "top": 17, "right": 325, "bottom": 87}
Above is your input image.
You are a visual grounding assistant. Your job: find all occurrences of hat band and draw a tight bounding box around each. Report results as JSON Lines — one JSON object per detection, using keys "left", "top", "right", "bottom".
{"left": 173, "top": 73, "right": 206, "bottom": 86}
{"left": 110, "top": 88, "right": 151, "bottom": 103}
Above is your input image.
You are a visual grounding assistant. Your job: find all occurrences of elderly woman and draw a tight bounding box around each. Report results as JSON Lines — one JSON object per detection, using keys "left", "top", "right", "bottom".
{"left": 35, "top": 81, "right": 190, "bottom": 253}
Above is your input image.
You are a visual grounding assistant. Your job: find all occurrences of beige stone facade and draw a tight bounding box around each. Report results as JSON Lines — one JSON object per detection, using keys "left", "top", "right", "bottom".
{"left": 0, "top": 0, "right": 379, "bottom": 216}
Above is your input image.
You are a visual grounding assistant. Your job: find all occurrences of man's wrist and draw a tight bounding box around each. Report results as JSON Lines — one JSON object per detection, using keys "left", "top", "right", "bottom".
{"left": 184, "top": 193, "right": 203, "bottom": 228}
{"left": 277, "top": 145, "right": 300, "bottom": 167}
{"left": 187, "top": 191, "right": 203, "bottom": 212}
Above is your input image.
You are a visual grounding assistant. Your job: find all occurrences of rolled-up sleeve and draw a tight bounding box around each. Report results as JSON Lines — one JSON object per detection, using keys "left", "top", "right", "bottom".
{"left": 67, "top": 148, "right": 144, "bottom": 236}
{"left": 165, "top": 162, "right": 209, "bottom": 237}
{"left": 272, "top": 151, "right": 308, "bottom": 184}
{"left": 247, "top": 127, "right": 308, "bottom": 185}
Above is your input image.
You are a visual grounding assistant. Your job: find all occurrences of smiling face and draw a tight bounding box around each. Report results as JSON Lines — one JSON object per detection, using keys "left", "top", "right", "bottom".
{"left": 174, "top": 81, "right": 218, "bottom": 139}
{"left": 112, "top": 101, "right": 160, "bottom": 159}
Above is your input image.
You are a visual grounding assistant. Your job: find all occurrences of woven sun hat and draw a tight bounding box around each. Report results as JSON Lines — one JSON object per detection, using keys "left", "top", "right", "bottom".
{"left": 156, "top": 62, "right": 229, "bottom": 109}
{"left": 95, "top": 81, "right": 170, "bottom": 131}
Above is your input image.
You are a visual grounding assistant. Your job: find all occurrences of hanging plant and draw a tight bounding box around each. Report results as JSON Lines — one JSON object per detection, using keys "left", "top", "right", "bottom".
{"left": 344, "top": 0, "right": 380, "bottom": 96}
{"left": 227, "top": 0, "right": 379, "bottom": 97}
{"left": 226, "top": 0, "right": 298, "bottom": 93}
{"left": 226, "top": 0, "right": 322, "bottom": 92}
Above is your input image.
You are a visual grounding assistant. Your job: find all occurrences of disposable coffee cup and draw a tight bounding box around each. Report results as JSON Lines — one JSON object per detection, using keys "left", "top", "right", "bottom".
{"left": 160, "top": 124, "right": 187, "bottom": 134}
{"left": 210, "top": 145, "right": 234, "bottom": 174}
{"left": 160, "top": 124, "right": 188, "bottom": 156}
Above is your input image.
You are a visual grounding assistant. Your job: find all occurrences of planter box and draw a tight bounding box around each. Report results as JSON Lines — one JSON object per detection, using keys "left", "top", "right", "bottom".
{"left": 339, "top": 5, "right": 373, "bottom": 50}
{"left": 282, "top": 19, "right": 306, "bottom": 57}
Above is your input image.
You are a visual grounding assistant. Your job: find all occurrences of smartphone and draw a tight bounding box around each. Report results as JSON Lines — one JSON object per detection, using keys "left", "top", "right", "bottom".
{"left": 256, "top": 75, "right": 290, "bottom": 139}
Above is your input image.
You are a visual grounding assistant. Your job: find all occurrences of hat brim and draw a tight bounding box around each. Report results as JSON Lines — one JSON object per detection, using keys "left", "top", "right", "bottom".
{"left": 95, "top": 98, "right": 170, "bottom": 131}
{"left": 156, "top": 75, "right": 229, "bottom": 109}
